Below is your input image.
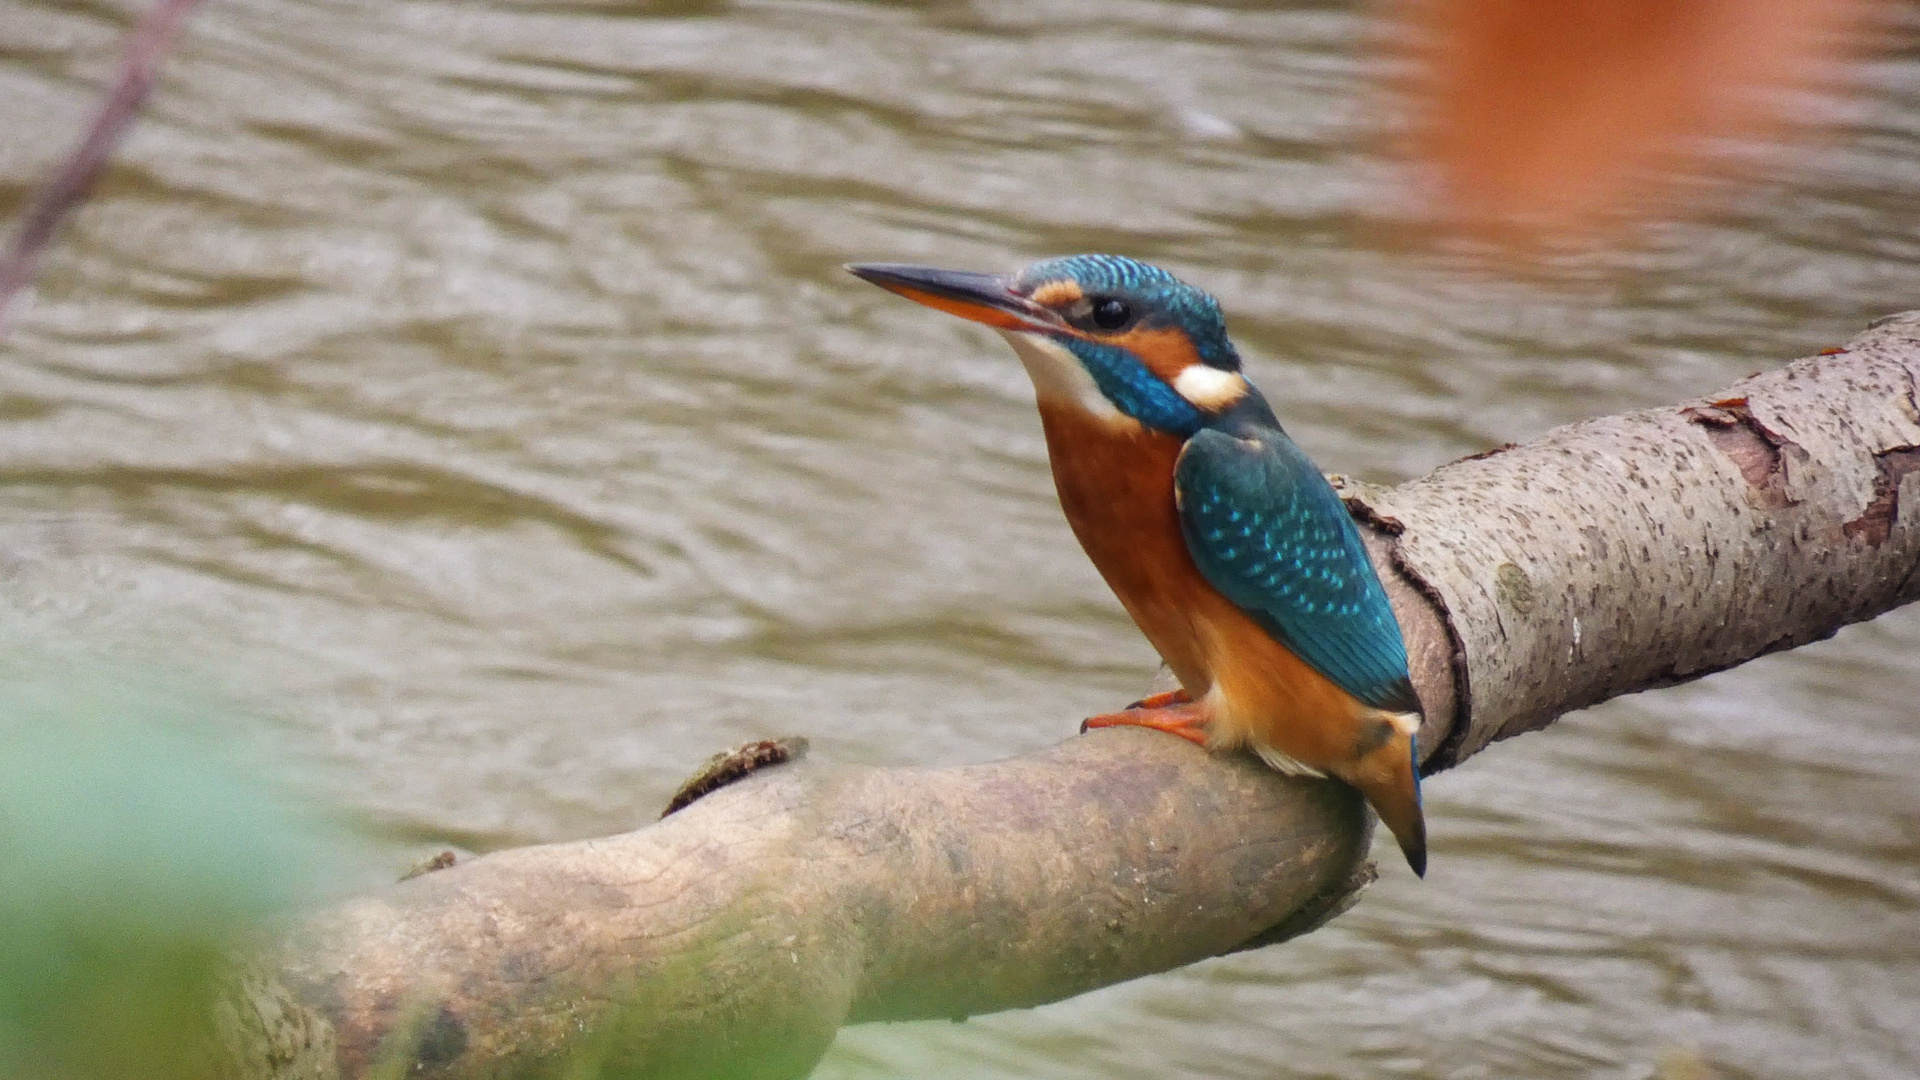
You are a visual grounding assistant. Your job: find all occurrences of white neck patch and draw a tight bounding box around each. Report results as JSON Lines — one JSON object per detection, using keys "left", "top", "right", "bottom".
{"left": 1171, "top": 364, "right": 1247, "bottom": 410}
{"left": 997, "top": 330, "right": 1136, "bottom": 429}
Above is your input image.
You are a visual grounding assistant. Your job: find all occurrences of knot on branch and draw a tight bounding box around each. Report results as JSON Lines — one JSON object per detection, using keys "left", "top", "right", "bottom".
{"left": 661, "top": 736, "right": 810, "bottom": 817}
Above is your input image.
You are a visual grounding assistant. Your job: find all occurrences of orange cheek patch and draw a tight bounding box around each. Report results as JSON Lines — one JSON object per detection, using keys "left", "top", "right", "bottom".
{"left": 1028, "top": 279, "right": 1085, "bottom": 307}
{"left": 1107, "top": 326, "right": 1202, "bottom": 384}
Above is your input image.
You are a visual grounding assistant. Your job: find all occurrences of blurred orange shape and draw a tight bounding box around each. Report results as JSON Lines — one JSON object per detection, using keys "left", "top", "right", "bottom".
{"left": 1391, "top": 0, "right": 1880, "bottom": 241}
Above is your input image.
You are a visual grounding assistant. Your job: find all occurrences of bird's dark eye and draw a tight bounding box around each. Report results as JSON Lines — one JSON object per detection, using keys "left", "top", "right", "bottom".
{"left": 1091, "top": 297, "right": 1131, "bottom": 330}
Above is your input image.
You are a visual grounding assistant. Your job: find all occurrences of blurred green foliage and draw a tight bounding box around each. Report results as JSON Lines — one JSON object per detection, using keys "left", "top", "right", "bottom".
{"left": 0, "top": 670, "right": 338, "bottom": 1080}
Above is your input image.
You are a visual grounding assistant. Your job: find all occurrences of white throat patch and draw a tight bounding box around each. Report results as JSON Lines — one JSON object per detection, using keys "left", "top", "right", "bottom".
{"left": 997, "top": 330, "right": 1135, "bottom": 428}
{"left": 1171, "top": 365, "right": 1247, "bottom": 410}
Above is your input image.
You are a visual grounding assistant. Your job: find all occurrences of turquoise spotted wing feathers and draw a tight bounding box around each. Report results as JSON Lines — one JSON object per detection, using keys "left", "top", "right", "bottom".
{"left": 1174, "top": 427, "right": 1420, "bottom": 715}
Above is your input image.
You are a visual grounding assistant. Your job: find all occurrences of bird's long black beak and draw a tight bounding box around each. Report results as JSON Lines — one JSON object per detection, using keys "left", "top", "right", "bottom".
{"left": 846, "top": 263, "right": 1062, "bottom": 333}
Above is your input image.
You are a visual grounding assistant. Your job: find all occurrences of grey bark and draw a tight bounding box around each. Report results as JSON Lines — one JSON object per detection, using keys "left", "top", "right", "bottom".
{"left": 218, "top": 314, "right": 1920, "bottom": 1080}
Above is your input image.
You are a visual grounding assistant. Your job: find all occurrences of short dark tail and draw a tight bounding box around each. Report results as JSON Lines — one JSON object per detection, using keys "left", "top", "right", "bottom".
{"left": 1354, "top": 726, "right": 1427, "bottom": 877}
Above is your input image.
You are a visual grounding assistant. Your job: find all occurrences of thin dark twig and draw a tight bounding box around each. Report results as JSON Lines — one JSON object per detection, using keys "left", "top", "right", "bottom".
{"left": 0, "top": 0, "right": 206, "bottom": 338}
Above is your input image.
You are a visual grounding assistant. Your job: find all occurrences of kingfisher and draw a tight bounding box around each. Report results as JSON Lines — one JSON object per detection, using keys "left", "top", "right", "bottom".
{"left": 848, "top": 255, "right": 1427, "bottom": 875}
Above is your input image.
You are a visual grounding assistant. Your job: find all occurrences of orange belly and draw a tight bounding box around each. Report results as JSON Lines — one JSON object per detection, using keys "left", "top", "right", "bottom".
{"left": 1036, "top": 405, "right": 1371, "bottom": 771}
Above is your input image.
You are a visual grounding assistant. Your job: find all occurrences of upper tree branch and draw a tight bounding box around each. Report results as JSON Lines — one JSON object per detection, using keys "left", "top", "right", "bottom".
{"left": 1358, "top": 312, "right": 1920, "bottom": 767}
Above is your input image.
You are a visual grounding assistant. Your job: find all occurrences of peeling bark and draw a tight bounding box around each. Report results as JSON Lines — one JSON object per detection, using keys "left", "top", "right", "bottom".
{"left": 1680, "top": 399, "right": 1797, "bottom": 509}
{"left": 1844, "top": 446, "right": 1920, "bottom": 544}
{"left": 222, "top": 315, "right": 1920, "bottom": 1080}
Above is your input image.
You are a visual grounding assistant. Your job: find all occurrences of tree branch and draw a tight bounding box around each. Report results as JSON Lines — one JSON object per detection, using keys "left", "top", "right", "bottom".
{"left": 0, "top": 0, "right": 204, "bottom": 337}
{"left": 220, "top": 314, "right": 1920, "bottom": 1080}
{"left": 1358, "top": 311, "right": 1920, "bottom": 767}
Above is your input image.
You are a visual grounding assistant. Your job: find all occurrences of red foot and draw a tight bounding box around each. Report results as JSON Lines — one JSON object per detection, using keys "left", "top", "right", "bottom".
{"left": 1124, "top": 687, "right": 1192, "bottom": 711}
{"left": 1080, "top": 701, "right": 1210, "bottom": 747}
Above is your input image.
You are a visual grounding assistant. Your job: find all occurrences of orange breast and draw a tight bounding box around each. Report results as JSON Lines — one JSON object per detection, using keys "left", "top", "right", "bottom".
{"left": 1036, "top": 404, "right": 1371, "bottom": 770}
{"left": 1036, "top": 405, "right": 1210, "bottom": 688}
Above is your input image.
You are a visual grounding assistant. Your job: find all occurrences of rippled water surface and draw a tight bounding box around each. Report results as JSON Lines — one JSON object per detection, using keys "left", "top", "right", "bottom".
{"left": 3, "top": 2, "right": 1918, "bottom": 1077}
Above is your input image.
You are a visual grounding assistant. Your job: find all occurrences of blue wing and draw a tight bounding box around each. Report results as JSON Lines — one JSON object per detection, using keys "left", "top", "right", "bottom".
{"left": 1174, "top": 427, "right": 1419, "bottom": 715}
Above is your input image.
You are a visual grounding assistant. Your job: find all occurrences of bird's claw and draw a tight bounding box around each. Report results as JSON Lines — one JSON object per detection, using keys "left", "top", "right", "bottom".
{"left": 1079, "top": 701, "right": 1212, "bottom": 747}
{"left": 1122, "top": 687, "right": 1193, "bottom": 711}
